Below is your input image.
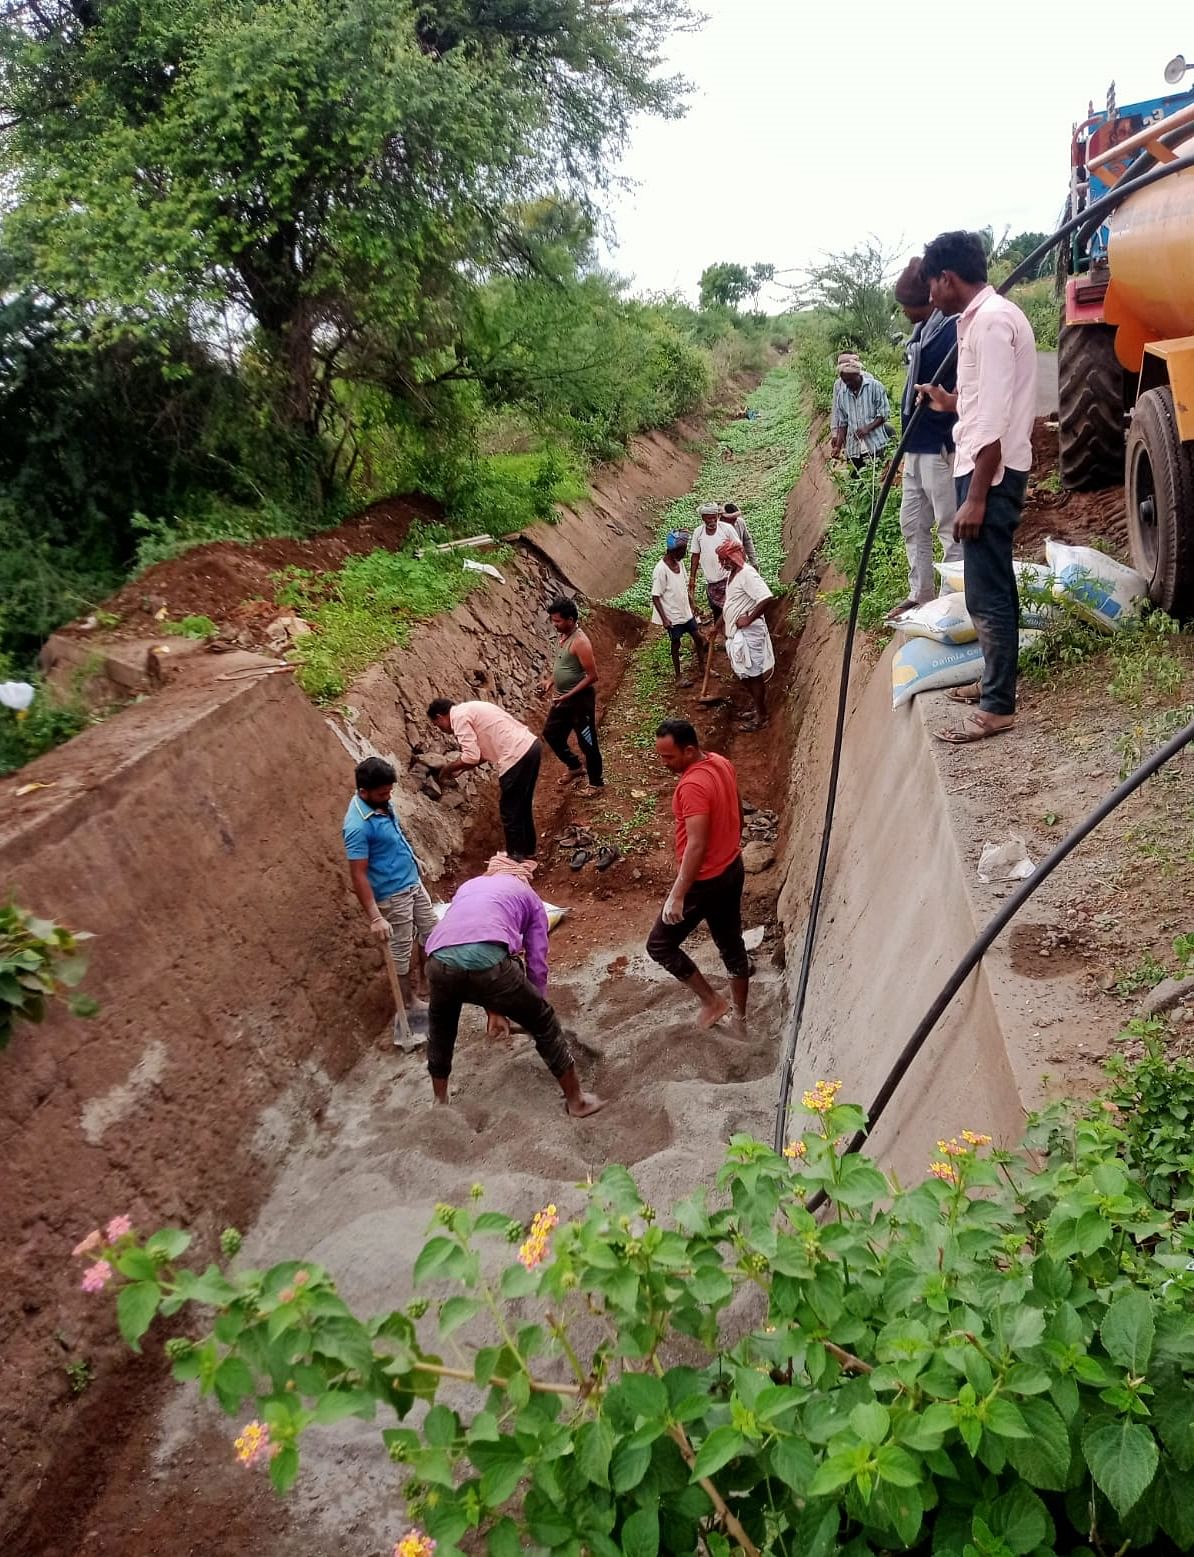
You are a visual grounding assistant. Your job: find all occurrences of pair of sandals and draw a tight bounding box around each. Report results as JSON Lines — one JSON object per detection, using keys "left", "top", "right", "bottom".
{"left": 571, "top": 845, "right": 619, "bottom": 872}
{"left": 935, "top": 682, "right": 1015, "bottom": 745}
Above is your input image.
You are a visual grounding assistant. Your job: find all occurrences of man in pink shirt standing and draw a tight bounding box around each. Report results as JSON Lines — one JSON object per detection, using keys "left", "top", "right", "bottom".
{"left": 429, "top": 697, "right": 542, "bottom": 859}
{"left": 918, "top": 231, "right": 1036, "bottom": 744}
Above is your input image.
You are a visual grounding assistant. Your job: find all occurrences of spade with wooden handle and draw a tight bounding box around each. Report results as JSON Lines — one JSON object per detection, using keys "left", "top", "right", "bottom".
{"left": 382, "top": 940, "right": 411, "bottom": 1046}
{"left": 697, "top": 623, "right": 725, "bottom": 706}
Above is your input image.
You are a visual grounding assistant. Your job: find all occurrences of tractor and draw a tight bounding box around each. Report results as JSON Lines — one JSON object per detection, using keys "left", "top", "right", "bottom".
{"left": 1057, "top": 55, "right": 1194, "bottom": 613}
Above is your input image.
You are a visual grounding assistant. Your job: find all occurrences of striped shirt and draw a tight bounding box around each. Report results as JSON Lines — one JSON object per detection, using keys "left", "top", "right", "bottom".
{"left": 831, "top": 373, "right": 891, "bottom": 459}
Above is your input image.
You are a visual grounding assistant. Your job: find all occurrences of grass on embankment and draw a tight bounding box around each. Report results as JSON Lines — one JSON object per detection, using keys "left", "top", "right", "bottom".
{"left": 610, "top": 363, "right": 809, "bottom": 744}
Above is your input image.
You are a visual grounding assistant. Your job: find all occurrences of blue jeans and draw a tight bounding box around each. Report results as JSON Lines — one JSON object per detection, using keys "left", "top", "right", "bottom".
{"left": 956, "top": 469, "right": 1028, "bottom": 717}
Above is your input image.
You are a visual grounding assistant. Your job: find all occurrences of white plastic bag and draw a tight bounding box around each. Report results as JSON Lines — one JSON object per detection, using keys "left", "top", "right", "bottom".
{"left": 0, "top": 681, "right": 36, "bottom": 712}
{"left": 463, "top": 558, "right": 506, "bottom": 583}
{"left": 977, "top": 837, "right": 1035, "bottom": 884}
{"left": 1047, "top": 541, "right": 1147, "bottom": 631}
{"left": 892, "top": 639, "right": 985, "bottom": 708}
{"left": 893, "top": 592, "right": 976, "bottom": 646}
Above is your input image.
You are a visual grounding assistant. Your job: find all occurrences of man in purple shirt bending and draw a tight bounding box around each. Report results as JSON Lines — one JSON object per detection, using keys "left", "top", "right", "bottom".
{"left": 423, "top": 856, "right": 605, "bottom": 1117}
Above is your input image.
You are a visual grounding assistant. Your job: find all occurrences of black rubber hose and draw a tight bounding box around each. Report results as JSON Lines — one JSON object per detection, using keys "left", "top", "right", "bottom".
{"left": 772, "top": 147, "right": 1194, "bottom": 1153}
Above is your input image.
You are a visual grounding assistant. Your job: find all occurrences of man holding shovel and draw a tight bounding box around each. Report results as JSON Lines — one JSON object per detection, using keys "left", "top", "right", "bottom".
{"left": 344, "top": 756, "right": 435, "bottom": 1049}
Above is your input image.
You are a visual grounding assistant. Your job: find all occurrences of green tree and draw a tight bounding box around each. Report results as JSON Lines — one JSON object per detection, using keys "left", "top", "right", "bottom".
{"left": 1, "top": 0, "right": 698, "bottom": 475}
{"left": 699, "top": 262, "right": 751, "bottom": 310}
{"left": 797, "top": 238, "right": 897, "bottom": 351}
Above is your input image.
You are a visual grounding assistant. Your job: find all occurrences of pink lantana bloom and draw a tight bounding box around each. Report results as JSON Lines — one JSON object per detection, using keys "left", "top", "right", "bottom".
{"left": 105, "top": 1215, "right": 133, "bottom": 1241}
{"left": 72, "top": 1230, "right": 102, "bottom": 1258}
{"left": 81, "top": 1260, "right": 113, "bottom": 1293}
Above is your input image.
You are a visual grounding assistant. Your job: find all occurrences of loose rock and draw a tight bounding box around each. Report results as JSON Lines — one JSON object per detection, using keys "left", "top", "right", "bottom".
{"left": 742, "top": 842, "right": 775, "bottom": 875}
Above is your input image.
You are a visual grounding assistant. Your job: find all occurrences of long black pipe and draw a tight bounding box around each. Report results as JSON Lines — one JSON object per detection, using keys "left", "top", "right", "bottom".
{"left": 773, "top": 147, "right": 1194, "bottom": 1155}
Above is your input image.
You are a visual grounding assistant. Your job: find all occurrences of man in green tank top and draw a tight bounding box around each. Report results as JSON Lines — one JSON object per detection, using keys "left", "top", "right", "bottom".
{"left": 541, "top": 596, "right": 603, "bottom": 791}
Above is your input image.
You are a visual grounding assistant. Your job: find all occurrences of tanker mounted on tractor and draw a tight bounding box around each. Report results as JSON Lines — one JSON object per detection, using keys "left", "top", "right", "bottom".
{"left": 1058, "top": 53, "right": 1194, "bottom": 613}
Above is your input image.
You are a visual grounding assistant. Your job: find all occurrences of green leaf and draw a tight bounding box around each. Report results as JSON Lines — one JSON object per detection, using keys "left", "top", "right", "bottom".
{"left": 1003, "top": 1363, "right": 1051, "bottom": 1395}
{"left": 145, "top": 1228, "right": 192, "bottom": 1262}
{"left": 809, "top": 1451, "right": 859, "bottom": 1496}
{"left": 269, "top": 1443, "right": 299, "bottom": 1495}
{"left": 480, "top": 1457, "right": 524, "bottom": 1509}
{"left": 438, "top": 1296, "right": 482, "bottom": 1338}
{"left": 850, "top": 1401, "right": 890, "bottom": 1445}
{"left": 474, "top": 1212, "right": 517, "bottom": 1235}
{"left": 999, "top": 1305, "right": 1045, "bottom": 1355}
{"left": 621, "top": 1506, "right": 659, "bottom": 1557}
{"left": 1100, "top": 1290, "right": 1155, "bottom": 1373}
{"left": 115, "top": 1248, "right": 158, "bottom": 1282}
{"left": 1003, "top": 1397, "right": 1072, "bottom": 1490}
{"left": 213, "top": 1356, "right": 255, "bottom": 1412}
{"left": 423, "top": 1405, "right": 457, "bottom": 1447}
{"left": 313, "top": 1389, "right": 375, "bottom": 1425}
{"left": 830, "top": 1153, "right": 889, "bottom": 1209}
{"left": 1082, "top": 1421, "right": 1159, "bottom": 1516}
{"left": 687, "top": 1266, "right": 733, "bottom": 1305}
{"left": 116, "top": 1280, "right": 161, "bottom": 1352}
{"left": 576, "top": 1418, "right": 614, "bottom": 1488}
{"left": 1153, "top": 1378, "right": 1194, "bottom": 1469}
{"left": 983, "top": 1482, "right": 1051, "bottom": 1555}
{"left": 612, "top": 1371, "right": 668, "bottom": 1421}
{"left": 984, "top": 1398, "right": 1031, "bottom": 1439}
{"left": 487, "top": 1517, "right": 522, "bottom": 1557}
{"left": 690, "top": 1426, "right": 746, "bottom": 1480}
{"left": 611, "top": 1439, "right": 652, "bottom": 1493}
{"left": 874, "top": 1444, "right": 920, "bottom": 1487}
{"left": 770, "top": 1435, "right": 815, "bottom": 1492}
{"left": 499, "top": 1263, "right": 538, "bottom": 1299}
{"left": 412, "top": 1237, "right": 458, "bottom": 1286}
{"left": 1154, "top": 1454, "right": 1194, "bottom": 1547}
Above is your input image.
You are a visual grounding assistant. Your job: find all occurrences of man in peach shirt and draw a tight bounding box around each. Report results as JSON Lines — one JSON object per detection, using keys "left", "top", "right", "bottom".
{"left": 429, "top": 697, "right": 542, "bottom": 859}
{"left": 918, "top": 230, "right": 1036, "bottom": 744}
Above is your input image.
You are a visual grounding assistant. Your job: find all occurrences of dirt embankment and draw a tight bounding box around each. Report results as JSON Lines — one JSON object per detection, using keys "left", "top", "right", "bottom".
{"left": 0, "top": 419, "right": 704, "bottom": 1552}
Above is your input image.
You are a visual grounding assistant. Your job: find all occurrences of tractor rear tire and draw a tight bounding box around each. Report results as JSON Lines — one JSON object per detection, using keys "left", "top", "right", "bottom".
{"left": 1057, "top": 320, "right": 1125, "bottom": 491}
{"left": 1126, "top": 386, "right": 1194, "bottom": 617}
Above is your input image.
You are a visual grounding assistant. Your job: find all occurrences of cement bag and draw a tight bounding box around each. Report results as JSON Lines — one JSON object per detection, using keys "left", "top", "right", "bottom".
{"left": 431, "top": 898, "right": 569, "bottom": 933}
{"left": 1014, "top": 560, "right": 1055, "bottom": 628}
{"left": 893, "top": 592, "right": 976, "bottom": 645}
{"left": 935, "top": 559, "right": 965, "bottom": 594}
{"left": 1047, "top": 541, "right": 1147, "bottom": 630}
{"left": 892, "top": 638, "right": 985, "bottom": 708}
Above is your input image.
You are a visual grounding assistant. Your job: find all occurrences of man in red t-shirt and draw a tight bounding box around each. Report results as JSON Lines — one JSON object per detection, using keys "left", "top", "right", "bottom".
{"left": 646, "top": 718, "right": 749, "bottom": 1027}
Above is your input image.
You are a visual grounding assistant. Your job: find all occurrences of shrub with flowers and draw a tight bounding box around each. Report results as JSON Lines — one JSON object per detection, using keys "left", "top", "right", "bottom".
{"left": 82, "top": 1080, "right": 1194, "bottom": 1555}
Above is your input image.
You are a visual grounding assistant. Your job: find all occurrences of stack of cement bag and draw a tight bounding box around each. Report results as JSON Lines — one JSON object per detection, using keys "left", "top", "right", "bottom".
{"left": 890, "top": 542, "right": 1149, "bottom": 709}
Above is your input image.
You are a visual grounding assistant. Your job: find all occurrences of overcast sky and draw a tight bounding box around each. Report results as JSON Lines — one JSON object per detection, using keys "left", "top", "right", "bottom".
{"left": 602, "top": 3, "right": 1193, "bottom": 304}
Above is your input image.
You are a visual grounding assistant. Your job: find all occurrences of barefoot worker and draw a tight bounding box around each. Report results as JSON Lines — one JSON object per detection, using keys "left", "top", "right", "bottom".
{"left": 423, "top": 854, "right": 605, "bottom": 1117}
{"left": 647, "top": 719, "right": 750, "bottom": 1026}
{"left": 650, "top": 530, "right": 706, "bottom": 687}
{"left": 343, "top": 756, "right": 434, "bottom": 1048}
{"left": 716, "top": 534, "right": 774, "bottom": 732}
{"left": 430, "top": 697, "right": 541, "bottom": 859}
{"left": 542, "top": 597, "right": 603, "bottom": 793}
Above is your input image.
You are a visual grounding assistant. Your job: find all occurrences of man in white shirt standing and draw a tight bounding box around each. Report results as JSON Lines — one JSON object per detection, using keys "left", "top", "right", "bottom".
{"left": 716, "top": 535, "right": 773, "bottom": 731}
{"left": 650, "top": 530, "right": 706, "bottom": 686}
{"left": 918, "top": 230, "right": 1036, "bottom": 744}
{"left": 688, "top": 502, "right": 739, "bottom": 625}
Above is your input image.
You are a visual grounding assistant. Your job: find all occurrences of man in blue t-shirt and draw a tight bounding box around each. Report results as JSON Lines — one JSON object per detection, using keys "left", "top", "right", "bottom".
{"left": 343, "top": 755, "right": 435, "bottom": 1048}
{"left": 888, "top": 256, "right": 961, "bottom": 615}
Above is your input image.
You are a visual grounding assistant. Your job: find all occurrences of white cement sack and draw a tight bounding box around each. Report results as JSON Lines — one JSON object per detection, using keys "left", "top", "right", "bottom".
{"left": 935, "top": 559, "right": 966, "bottom": 594}
{"left": 1047, "top": 541, "right": 1147, "bottom": 630}
{"left": 431, "top": 898, "right": 569, "bottom": 932}
{"left": 892, "top": 631, "right": 1042, "bottom": 709}
{"left": 1014, "top": 560, "right": 1055, "bottom": 628}
{"left": 892, "top": 638, "right": 985, "bottom": 708}
{"left": 893, "top": 592, "right": 976, "bottom": 646}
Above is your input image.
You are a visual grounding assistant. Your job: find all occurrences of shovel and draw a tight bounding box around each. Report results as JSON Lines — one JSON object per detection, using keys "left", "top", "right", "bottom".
{"left": 697, "top": 624, "right": 726, "bottom": 706}
{"left": 382, "top": 940, "right": 412, "bottom": 1047}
